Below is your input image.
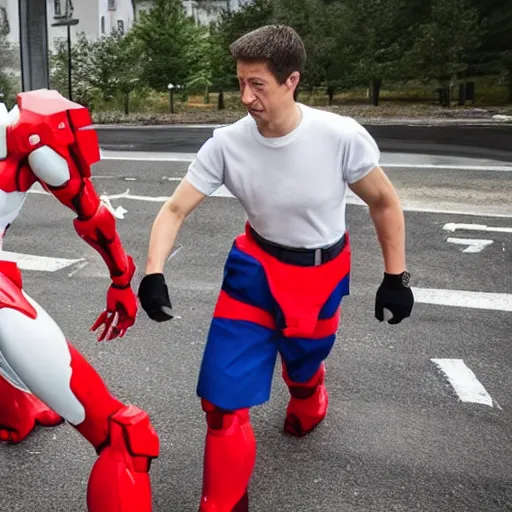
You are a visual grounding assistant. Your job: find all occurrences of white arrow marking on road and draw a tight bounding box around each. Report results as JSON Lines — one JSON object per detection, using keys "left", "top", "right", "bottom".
{"left": 0, "top": 250, "right": 85, "bottom": 272}
{"left": 443, "top": 223, "right": 512, "bottom": 234}
{"left": 26, "top": 186, "right": 512, "bottom": 218}
{"left": 431, "top": 359, "right": 494, "bottom": 407}
{"left": 412, "top": 287, "right": 512, "bottom": 312}
{"left": 100, "top": 194, "right": 127, "bottom": 219}
{"left": 446, "top": 237, "right": 494, "bottom": 253}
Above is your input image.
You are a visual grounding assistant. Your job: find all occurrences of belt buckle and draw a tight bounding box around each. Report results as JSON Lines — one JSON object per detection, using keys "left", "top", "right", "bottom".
{"left": 314, "top": 248, "right": 322, "bottom": 266}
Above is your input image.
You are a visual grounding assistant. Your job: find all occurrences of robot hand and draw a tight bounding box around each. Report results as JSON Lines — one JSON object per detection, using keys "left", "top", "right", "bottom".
{"left": 91, "top": 257, "right": 139, "bottom": 341}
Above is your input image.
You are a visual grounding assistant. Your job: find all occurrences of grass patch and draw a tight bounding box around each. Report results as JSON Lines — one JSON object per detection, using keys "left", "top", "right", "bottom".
{"left": 90, "top": 75, "right": 511, "bottom": 125}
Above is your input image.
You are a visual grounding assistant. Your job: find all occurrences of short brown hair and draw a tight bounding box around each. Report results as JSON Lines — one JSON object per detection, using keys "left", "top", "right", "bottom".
{"left": 229, "top": 24, "right": 306, "bottom": 84}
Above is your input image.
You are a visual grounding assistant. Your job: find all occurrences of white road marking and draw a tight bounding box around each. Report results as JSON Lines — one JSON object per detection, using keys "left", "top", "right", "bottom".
{"left": 443, "top": 223, "right": 512, "bottom": 234}
{"left": 446, "top": 237, "right": 494, "bottom": 253}
{"left": 99, "top": 194, "right": 127, "bottom": 219}
{"left": 431, "top": 359, "right": 494, "bottom": 407}
{"left": 168, "top": 245, "right": 182, "bottom": 261}
{"left": 68, "top": 260, "right": 89, "bottom": 277}
{"left": 24, "top": 182, "right": 512, "bottom": 218}
{"left": 412, "top": 287, "right": 512, "bottom": 312}
{"left": 98, "top": 150, "right": 512, "bottom": 171}
{"left": 383, "top": 163, "right": 512, "bottom": 171}
{"left": 100, "top": 151, "right": 196, "bottom": 162}
{"left": 0, "top": 250, "right": 85, "bottom": 272}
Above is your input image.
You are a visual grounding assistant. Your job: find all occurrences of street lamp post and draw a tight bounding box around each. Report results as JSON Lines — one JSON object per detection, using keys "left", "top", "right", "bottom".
{"left": 51, "top": 16, "right": 79, "bottom": 101}
{"left": 168, "top": 83, "right": 182, "bottom": 113}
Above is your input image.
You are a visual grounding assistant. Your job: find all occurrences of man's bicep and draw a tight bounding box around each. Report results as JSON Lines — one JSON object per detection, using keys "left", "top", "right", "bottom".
{"left": 348, "top": 165, "right": 397, "bottom": 208}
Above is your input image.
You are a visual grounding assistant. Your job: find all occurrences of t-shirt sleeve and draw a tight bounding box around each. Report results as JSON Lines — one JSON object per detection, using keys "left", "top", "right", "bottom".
{"left": 184, "top": 133, "right": 224, "bottom": 196}
{"left": 341, "top": 120, "right": 381, "bottom": 184}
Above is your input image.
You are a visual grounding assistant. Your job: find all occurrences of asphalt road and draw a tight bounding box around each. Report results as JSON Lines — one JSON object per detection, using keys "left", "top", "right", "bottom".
{"left": 0, "top": 157, "right": 511, "bottom": 511}
{"left": 95, "top": 123, "right": 512, "bottom": 162}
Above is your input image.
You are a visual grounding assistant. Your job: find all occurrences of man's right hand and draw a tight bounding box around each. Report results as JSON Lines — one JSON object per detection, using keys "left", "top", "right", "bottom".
{"left": 137, "top": 273, "right": 173, "bottom": 322}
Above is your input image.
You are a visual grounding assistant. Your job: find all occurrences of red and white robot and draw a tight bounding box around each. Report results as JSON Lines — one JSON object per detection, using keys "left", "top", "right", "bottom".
{"left": 0, "top": 89, "right": 159, "bottom": 510}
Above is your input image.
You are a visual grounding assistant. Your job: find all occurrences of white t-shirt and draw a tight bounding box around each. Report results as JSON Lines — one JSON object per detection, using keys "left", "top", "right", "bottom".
{"left": 185, "top": 103, "right": 380, "bottom": 249}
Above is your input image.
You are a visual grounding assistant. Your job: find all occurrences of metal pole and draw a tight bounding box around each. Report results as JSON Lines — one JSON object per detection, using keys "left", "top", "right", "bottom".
{"left": 19, "top": 0, "right": 50, "bottom": 91}
{"left": 67, "top": 23, "right": 72, "bottom": 101}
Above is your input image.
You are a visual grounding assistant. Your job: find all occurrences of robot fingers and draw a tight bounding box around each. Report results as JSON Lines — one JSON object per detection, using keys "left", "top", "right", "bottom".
{"left": 91, "top": 310, "right": 119, "bottom": 342}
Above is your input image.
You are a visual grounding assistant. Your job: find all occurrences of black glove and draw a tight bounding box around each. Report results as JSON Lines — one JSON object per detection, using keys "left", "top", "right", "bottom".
{"left": 375, "top": 272, "right": 414, "bottom": 325}
{"left": 138, "top": 273, "right": 173, "bottom": 322}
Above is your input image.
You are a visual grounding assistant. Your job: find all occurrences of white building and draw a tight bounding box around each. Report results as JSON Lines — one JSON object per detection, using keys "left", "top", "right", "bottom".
{"left": 0, "top": 0, "right": 135, "bottom": 53}
{"left": 0, "top": 0, "right": 247, "bottom": 56}
{"left": 136, "top": 0, "right": 245, "bottom": 26}
{"left": 49, "top": 0, "right": 135, "bottom": 52}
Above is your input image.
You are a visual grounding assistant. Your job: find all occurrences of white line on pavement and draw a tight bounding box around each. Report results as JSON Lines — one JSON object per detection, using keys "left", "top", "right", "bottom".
{"left": 413, "top": 287, "right": 512, "bottom": 312}
{"left": 98, "top": 151, "right": 512, "bottom": 171}
{"left": 26, "top": 185, "right": 512, "bottom": 218}
{"left": 443, "top": 223, "right": 512, "bottom": 234}
{"left": 431, "top": 358, "right": 494, "bottom": 407}
{"left": 100, "top": 152, "right": 196, "bottom": 162}
{"left": 0, "top": 250, "right": 85, "bottom": 272}
{"left": 446, "top": 237, "right": 494, "bottom": 253}
{"left": 382, "top": 163, "right": 512, "bottom": 171}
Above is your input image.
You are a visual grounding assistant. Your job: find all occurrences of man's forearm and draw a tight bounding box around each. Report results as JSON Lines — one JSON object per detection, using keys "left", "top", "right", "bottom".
{"left": 369, "top": 202, "right": 407, "bottom": 275}
{"left": 145, "top": 201, "right": 184, "bottom": 274}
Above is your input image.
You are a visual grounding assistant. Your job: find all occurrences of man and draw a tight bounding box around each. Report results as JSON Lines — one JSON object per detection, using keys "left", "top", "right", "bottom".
{"left": 138, "top": 24, "right": 414, "bottom": 512}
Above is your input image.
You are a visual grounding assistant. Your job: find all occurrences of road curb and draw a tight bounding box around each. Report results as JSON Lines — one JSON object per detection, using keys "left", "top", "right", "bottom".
{"left": 95, "top": 122, "right": 512, "bottom": 162}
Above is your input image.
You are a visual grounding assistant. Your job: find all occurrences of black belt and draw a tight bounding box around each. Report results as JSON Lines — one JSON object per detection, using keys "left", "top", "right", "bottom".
{"left": 249, "top": 226, "right": 346, "bottom": 267}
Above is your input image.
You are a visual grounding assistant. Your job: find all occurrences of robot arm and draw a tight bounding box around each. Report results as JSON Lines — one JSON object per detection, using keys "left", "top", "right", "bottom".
{"left": 28, "top": 147, "right": 138, "bottom": 341}
{"left": 14, "top": 91, "right": 138, "bottom": 341}
{"left": 28, "top": 146, "right": 133, "bottom": 286}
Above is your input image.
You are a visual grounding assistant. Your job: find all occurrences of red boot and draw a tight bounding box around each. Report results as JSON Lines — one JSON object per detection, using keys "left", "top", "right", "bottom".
{"left": 199, "top": 399, "right": 256, "bottom": 512}
{"left": 0, "top": 374, "right": 63, "bottom": 444}
{"left": 282, "top": 363, "right": 328, "bottom": 437}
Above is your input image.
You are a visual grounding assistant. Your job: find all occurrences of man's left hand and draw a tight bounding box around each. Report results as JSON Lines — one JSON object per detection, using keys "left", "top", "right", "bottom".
{"left": 375, "top": 272, "right": 414, "bottom": 325}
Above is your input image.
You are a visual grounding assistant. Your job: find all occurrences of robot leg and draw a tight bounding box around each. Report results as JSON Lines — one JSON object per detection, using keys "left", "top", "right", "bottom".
{"left": 0, "top": 292, "right": 159, "bottom": 511}
{"left": 0, "top": 370, "right": 63, "bottom": 444}
{"left": 199, "top": 399, "right": 255, "bottom": 512}
{"left": 0, "top": 261, "right": 62, "bottom": 443}
{"left": 282, "top": 362, "right": 328, "bottom": 437}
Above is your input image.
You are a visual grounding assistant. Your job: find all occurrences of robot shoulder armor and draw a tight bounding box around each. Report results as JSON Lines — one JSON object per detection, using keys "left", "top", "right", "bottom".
{"left": 27, "top": 145, "right": 70, "bottom": 187}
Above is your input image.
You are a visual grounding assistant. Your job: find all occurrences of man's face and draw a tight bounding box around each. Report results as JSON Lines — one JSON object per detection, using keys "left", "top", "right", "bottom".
{"left": 236, "top": 60, "right": 297, "bottom": 123}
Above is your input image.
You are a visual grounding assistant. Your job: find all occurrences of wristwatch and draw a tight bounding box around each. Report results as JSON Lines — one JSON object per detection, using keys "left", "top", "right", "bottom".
{"left": 384, "top": 271, "right": 411, "bottom": 288}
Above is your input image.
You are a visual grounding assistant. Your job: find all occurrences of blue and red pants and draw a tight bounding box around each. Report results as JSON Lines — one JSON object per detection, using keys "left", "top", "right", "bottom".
{"left": 196, "top": 224, "right": 351, "bottom": 411}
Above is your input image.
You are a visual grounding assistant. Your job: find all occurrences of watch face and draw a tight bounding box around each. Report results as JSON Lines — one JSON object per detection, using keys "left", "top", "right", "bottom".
{"left": 401, "top": 272, "right": 411, "bottom": 287}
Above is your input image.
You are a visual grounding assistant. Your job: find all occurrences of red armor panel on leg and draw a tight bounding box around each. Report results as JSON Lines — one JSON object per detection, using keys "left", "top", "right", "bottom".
{"left": 0, "top": 375, "right": 63, "bottom": 443}
{"left": 282, "top": 362, "right": 328, "bottom": 437}
{"left": 199, "top": 399, "right": 255, "bottom": 512}
{"left": 0, "top": 262, "right": 36, "bottom": 319}
{"left": 64, "top": 343, "right": 159, "bottom": 511}
{"left": 87, "top": 405, "right": 160, "bottom": 512}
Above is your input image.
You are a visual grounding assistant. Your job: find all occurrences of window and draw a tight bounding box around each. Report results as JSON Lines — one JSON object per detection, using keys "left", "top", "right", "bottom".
{"left": 101, "top": 16, "right": 105, "bottom": 34}
{"left": 54, "top": 0, "right": 61, "bottom": 16}
{"left": 108, "top": 0, "right": 116, "bottom": 10}
{"left": 117, "top": 20, "right": 124, "bottom": 35}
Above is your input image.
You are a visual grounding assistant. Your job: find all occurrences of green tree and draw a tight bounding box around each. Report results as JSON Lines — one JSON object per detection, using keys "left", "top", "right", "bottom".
{"left": 405, "top": 0, "right": 482, "bottom": 101}
{"left": 89, "top": 30, "right": 144, "bottom": 111}
{"left": 50, "top": 32, "right": 96, "bottom": 107}
{"left": 343, "top": 0, "right": 407, "bottom": 105}
{"left": 131, "top": 0, "right": 204, "bottom": 91}
{"left": 470, "top": 0, "right": 512, "bottom": 101}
